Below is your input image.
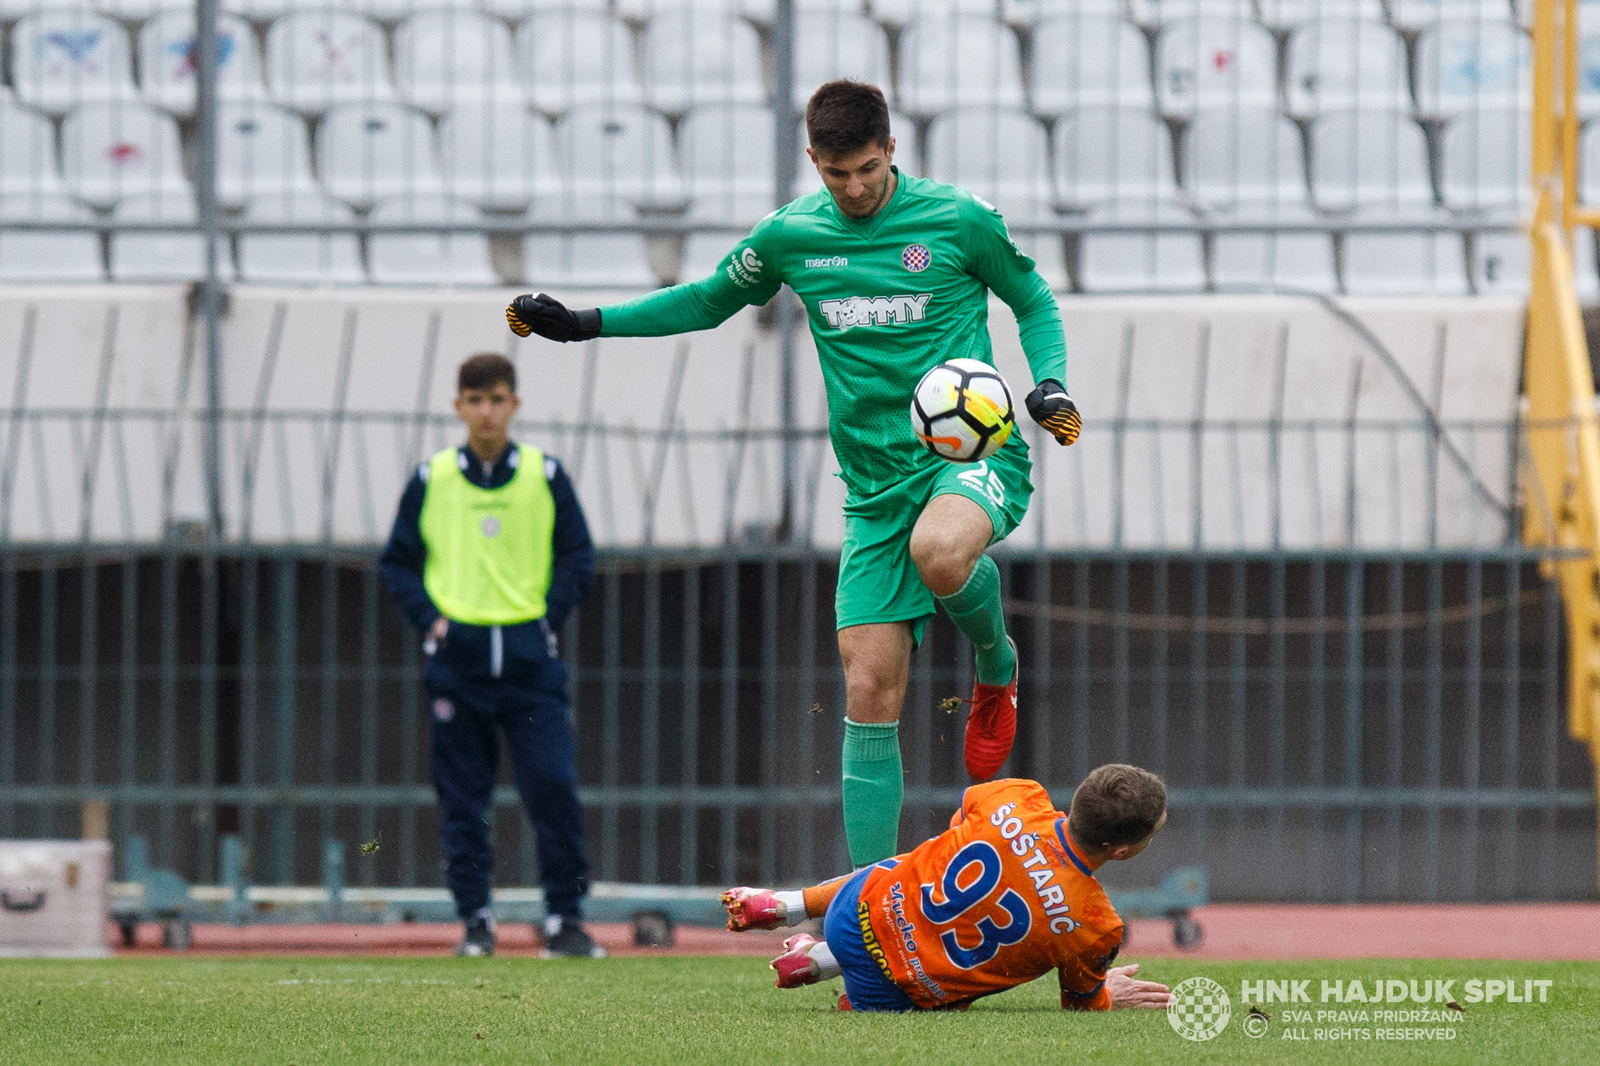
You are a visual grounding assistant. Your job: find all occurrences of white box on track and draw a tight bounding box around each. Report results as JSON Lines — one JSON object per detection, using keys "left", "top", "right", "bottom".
{"left": 0, "top": 840, "right": 112, "bottom": 957}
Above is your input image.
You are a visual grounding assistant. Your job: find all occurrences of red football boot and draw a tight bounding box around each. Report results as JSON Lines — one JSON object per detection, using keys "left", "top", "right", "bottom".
{"left": 721, "top": 886, "right": 784, "bottom": 932}
{"left": 770, "top": 934, "right": 822, "bottom": 989}
{"left": 963, "top": 638, "right": 1018, "bottom": 781}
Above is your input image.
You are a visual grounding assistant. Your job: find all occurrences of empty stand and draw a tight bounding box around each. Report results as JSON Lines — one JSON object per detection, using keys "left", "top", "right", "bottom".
{"left": 395, "top": 9, "right": 521, "bottom": 114}
{"left": 237, "top": 190, "right": 366, "bottom": 285}
{"left": 643, "top": 13, "right": 767, "bottom": 116}
{"left": 1053, "top": 106, "right": 1180, "bottom": 211}
{"left": 1310, "top": 109, "right": 1433, "bottom": 214}
{"left": 484, "top": 0, "right": 612, "bottom": 17}
{"left": 107, "top": 192, "right": 213, "bottom": 283}
{"left": 266, "top": 10, "right": 393, "bottom": 115}
{"left": 516, "top": 11, "right": 643, "bottom": 116}
{"left": 1255, "top": 0, "right": 1387, "bottom": 30}
{"left": 0, "top": 192, "right": 102, "bottom": 282}
{"left": 0, "top": 102, "right": 68, "bottom": 197}
{"left": 1414, "top": 18, "right": 1529, "bottom": 115}
{"left": 216, "top": 101, "right": 319, "bottom": 209}
{"left": 1283, "top": 18, "right": 1409, "bottom": 117}
{"left": 139, "top": 10, "right": 263, "bottom": 117}
{"left": 1341, "top": 229, "right": 1468, "bottom": 295}
{"left": 1001, "top": 0, "right": 1124, "bottom": 26}
{"left": 1470, "top": 231, "right": 1527, "bottom": 294}
{"left": 524, "top": 194, "right": 660, "bottom": 287}
{"left": 1155, "top": 15, "right": 1278, "bottom": 115}
{"left": 554, "top": 103, "right": 685, "bottom": 206}
{"left": 367, "top": 194, "right": 499, "bottom": 286}
{"left": 1184, "top": 106, "right": 1309, "bottom": 210}
{"left": 11, "top": 10, "right": 136, "bottom": 115}
{"left": 897, "top": 14, "right": 1026, "bottom": 117}
{"left": 1127, "top": 0, "right": 1259, "bottom": 28}
{"left": 926, "top": 107, "right": 1053, "bottom": 218}
{"left": 317, "top": 102, "right": 444, "bottom": 209}
{"left": 874, "top": 0, "right": 1003, "bottom": 25}
{"left": 1388, "top": 0, "right": 1517, "bottom": 32}
{"left": 60, "top": 101, "right": 190, "bottom": 209}
{"left": 792, "top": 9, "right": 891, "bottom": 109}
{"left": 1439, "top": 107, "right": 1530, "bottom": 213}
{"left": 680, "top": 103, "right": 776, "bottom": 222}
{"left": 438, "top": 100, "right": 556, "bottom": 211}
{"left": 1029, "top": 12, "right": 1154, "bottom": 115}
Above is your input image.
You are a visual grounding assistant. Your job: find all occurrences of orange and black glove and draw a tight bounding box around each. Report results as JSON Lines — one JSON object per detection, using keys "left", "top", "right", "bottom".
{"left": 506, "top": 292, "right": 601, "bottom": 342}
{"left": 1024, "top": 379, "right": 1081, "bottom": 446}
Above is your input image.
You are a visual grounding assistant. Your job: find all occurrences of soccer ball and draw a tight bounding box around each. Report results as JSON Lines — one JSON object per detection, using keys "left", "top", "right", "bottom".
{"left": 910, "top": 358, "right": 1016, "bottom": 463}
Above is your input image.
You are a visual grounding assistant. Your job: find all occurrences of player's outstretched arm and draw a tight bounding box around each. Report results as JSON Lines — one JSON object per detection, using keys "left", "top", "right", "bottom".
{"left": 1024, "top": 379, "right": 1081, "bottom": 447}
{"left": 506, "top": 293, "right": 601, "bottom": 342}
{"left": 1106, "top": 964, "right": 1171, "bottom": 1010}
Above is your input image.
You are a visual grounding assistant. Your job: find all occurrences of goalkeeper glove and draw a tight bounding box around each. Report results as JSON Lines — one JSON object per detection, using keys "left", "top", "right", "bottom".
{"left": 506, "top": 293, "right": 602, "bottom": 342}
{"left": 1025, "top": 379, "right": 1081, "bottom": 446}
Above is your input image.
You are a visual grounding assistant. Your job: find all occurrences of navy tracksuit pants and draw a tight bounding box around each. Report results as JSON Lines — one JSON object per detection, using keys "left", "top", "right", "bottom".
{"left": 425, "top": 618, "right": 588, "bottom": 920}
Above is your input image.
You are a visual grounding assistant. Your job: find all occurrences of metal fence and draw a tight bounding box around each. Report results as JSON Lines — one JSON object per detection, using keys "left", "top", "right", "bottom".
{"left": 0, "top": 542, "right": 1594, "bottom": 902}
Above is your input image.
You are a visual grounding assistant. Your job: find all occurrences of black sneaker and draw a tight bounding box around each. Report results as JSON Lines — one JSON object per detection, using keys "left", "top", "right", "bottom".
{"left": 456, "top": 916, "right": 495, "bottom": 957}
{"left": 543, "top": 917, "right": 606, "bottom": 958}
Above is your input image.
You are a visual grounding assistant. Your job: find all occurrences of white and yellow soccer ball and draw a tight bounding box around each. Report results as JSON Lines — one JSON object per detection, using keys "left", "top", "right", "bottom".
{"left": 910, "top": 358, "right": 1016, "bottom": 463}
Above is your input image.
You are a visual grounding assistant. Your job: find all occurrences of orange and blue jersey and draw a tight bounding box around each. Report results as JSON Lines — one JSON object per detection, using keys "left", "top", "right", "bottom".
{"left": 829, "top": 778, "right": 1124, "bottom": 1011}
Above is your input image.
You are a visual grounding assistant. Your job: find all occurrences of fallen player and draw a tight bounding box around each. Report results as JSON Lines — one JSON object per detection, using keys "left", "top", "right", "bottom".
{"left": 723, "top": 766, "right": 1173, "bottom": 1012}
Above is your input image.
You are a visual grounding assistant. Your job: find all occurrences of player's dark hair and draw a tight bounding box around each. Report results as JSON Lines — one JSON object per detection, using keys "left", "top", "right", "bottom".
{"left": 458, "top": 352, "right": 516, "bottom": 394}
{"left": 1068, "top": 764, "right": 1167, "bottom": 850}
{"left": 805, "top": 80, "right": 892, "bottom": 156}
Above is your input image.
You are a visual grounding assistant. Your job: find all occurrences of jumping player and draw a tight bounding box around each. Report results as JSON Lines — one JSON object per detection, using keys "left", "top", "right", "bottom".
{"left": 506, "top": 80, "right": 1081, "bottom": 867}
{"left": 722, "top": 766, "right": 1171, "bottom": 1013}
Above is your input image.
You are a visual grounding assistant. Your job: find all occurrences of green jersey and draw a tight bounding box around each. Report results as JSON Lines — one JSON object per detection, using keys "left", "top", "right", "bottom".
{"left": 597, "top": 170, "right": 1068, "bottom": 495}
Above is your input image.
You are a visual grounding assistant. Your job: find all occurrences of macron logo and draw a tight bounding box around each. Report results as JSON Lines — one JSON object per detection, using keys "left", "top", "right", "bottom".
{"left": 818, "top": 293, "right": 932, "bottom": 330}
{"left": 805, "top": 256, "right": 848, "bottom": 268}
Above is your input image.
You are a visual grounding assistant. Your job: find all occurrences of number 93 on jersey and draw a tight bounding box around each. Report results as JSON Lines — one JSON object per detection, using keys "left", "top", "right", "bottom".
{"left": 910, "top": 358, "right": 1016, "bottom": 464}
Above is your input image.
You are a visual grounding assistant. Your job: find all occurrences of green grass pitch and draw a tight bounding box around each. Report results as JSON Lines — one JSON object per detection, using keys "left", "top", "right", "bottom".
{"left": 2, "top": 956, "right": 1596, "bottom": 1065}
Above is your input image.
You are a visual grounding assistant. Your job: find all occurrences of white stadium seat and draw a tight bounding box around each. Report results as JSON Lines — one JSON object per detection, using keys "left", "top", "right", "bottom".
{"left": 680, "top": 104, "right": 776, "bottom": 223}
{"left": 438, "top": 100, "right": 556, "bottom": 211}
{"left": 1255, "top": 0, "right": 1386, "bottom": 30}
{"left": 897, "top": 14, "right": 1026, "bottom": 117}
{"left": 1341, "top": 228, "right": 1469, "bottom": 295}
{"left": 266, "top": 10, "right": 393, "bottom": 115}
{"left": 554, "top": 104, "right": 686, "bottom": 207}
{"left": 1414, "top": 19, "right": 1529, "bottom": 116}
{"left": 1001, "top": 0, "right": 1123, "bottom": 27}
{"left": 874, "top": 0, "right": 1002, "bottom": 26}
{"left": 1387, "top": 0, "right": 1515, "bottom": 32}
{"left": 367, "top": 194, "right": 500, "bottom": 286}
{"left": 60, "top": 101, "right": 190, "bottom": 209}
{"left": 516, "top": 12, "right": 643, "bottom": 116}
{"left": 108, "top": 192, "right": 220, "bottom": 283}
{"left": 792, "top": 10, "right": 891, "bottom": 109}
{"left": 216, "top": 101, "right": 318, "bottom": 209}
{"left": 1470, "top": 230, "right": 1527, "bottom": 294}
{"left": 1126, "top": 0, "right": 1255, "bottom": 29}
{"left": 1439, "top": 107, "right": 1530, "bottom": 213}
{"left": 342, "top": 0, "right": 484, "bottom": 21}
{"left": 1154, "top": 15, "right": 1278, "bottom": 116}
{"left": 643, "top": 13, "right": 767, "bottom": 116}
{"left": 1580, "top": 29, "right": 1600, "bottom": 118}
{"left": 1582, "top": 121, "right": 1600, "bottom": 204}
{"left": 395, "top": 10, "right": 521, "bottom": 114}
{"left": 0, "top": 192, "right": 103, "bottom": 282}
{"left": 1310, "top": 109, "right": 1433, "bottom": 214}
{"left": 1076, "top": 202, "right": 1208, "bottom": 292}
{"left": 616, "top": 0, "right": 763, "bottom": 21}
{"left": 525, "top": 193, "right": 659, "bottom": 288}
{"left": 1029, "top": 13, "right": 1154, "bottom": 116}
{"left": 237, "top": 190, "right": 367, "bottom": 285}
{"left": 1053, "top": 106, "right": 1181, "bottom": 212}
{"left": 1210, "top": 209, "right": 1339, "bottom": 292}
{"left": 1184, "top": 106, "right": 1309, "bottom": 210}
{"left": 1283, "top": 19, "right": 1409, "bottom": 117}
{"left": 11, "top": 11, "right": 136, "bottom": 115}
{"left": 317, "top": 102, "right": 444, "bottom": 209}
{"left": 0, "top": 102, "right": 69, "bottom": 197}
{"left": 486, "top": 0, "right": 611, "bottom": 18}
{"left": 138, "top": 11, "right": 263, "bottom": 117}
{"left": 926, "top": 107, "right": 1053, "bottom": 219}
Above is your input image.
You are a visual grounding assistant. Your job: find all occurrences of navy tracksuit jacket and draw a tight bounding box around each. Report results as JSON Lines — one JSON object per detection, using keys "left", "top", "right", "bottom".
{"left": 379, "top": 442, "right": 596, "bottom": 920}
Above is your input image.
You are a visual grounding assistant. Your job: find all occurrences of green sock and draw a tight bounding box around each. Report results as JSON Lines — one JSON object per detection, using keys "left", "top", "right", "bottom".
{"left": 937, "top": 554, "right": 1016, "bottom": 686}
{"left": 841, "top": 719, "right": 903, "bottom": 867}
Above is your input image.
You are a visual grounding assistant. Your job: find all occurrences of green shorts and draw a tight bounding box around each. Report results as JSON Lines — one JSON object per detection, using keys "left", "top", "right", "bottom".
{"left": 835, "top": 439, "right": 1033, "bottom": 647}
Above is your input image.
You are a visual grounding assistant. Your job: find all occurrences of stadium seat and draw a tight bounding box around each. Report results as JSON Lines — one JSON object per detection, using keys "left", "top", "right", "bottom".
{"left": 1255, "top": 0, "right": 1386, "bottom": 30}
{"left": 1283, "top": 19, "right": 1409, "bottom": 117}
{"left": 1470, "top": 229, "right": 1528, "bottom": 295}
{"left": 138, "top": 10, "right": 263, "bottom": 117}
{"left": 266, "top": 10, "right": 393, "bottom": 115}
{"left": 792, "top": 10, "right": 892, "bottom": 109}
{"left": 220, "top": 0, "right": 304, "bottom": 20}
{"left": 680, "top": 104, "right": 776, "bottom": 222}
{"left": 1582, "top": 121, "right": 1600, "bottom": 204}
{"left": 516, "top": 12, "right": 644, "bottom": 116}
{"left": 1387, "top": 0, "right": 1516, "bottom": 32}
{"left": 216, "top": 101, "right": 318, "bottom": 209}
{"left": 438, "top": 100, "right": 556, "bottom": 211}
{"left": 1053, "top": 107, "right": 1181, "bottom": 212}
{"left": 1001, "top": 0, "right": 1123, "bottom": 27}
{"left": 395, "top": 10, "right": 521, "bottom": 114}
{"left": 897, "top": 14, "right": 1026, "bottom": 118}
{"left": 0, "top": 192, "right": 103, "bottom": 282}
{"left": 367, "top": 194, "right": 501, "bottom": 286}
{"left": 1029, "top": 13, "right": 1154, "bottom": 116}
{"left": 237, "top": 190, "right": 367, "bottom": 285}
{"left": 1075, "top": 202, "right": 1207, "bottom": 292}
{"left": 616, "top": 0, "right": 769, "bottom": 20}
{"left": 108, "top": 192, "right": 223, "bottom": 282}
{"left": 1126, "top": 0, "right": 1257, "bottom": 31}
{"left": 874, "top": 0, "right": 1003, "bottom": 26}
{"left": 0, "top": 102, "right": 68, "bottom": 197}
{"left": 1309, "top": 109, "right": 1433, "bottom": 214}
{"left": 1340, "top": 228, "right": 1469, "bottom": 295}
{"left": 342, "top": 0, "right": 486, "bottom": 21}
{"left": 1414, "top": 18, "right": 1530, "bottom": 116}
{"left": 643, "top": 13, "right": 767, "bottom": 116}
{"left": 1580, "top": 28, "right": 1600, "bottom": 118}
{"left": 1154, "top": 15, "right": 1278, "bottom": 116}
{"left": 11, "top": 10, "right": 136, "bottom": 115}
{"left": 1210, "top": 211, "right": 1339, "bottom": 292}
{"left": 553, "top": 104, "right": 686, "bottom": 207}
{"left": 485, "top": 0, "right": 611, "bottom": 18}
{"left": 926, "top": 107, "right": 1053, "bottom": 218}
{"left": 317, "top": 102, "right": 444, "bottom": 209}
{"left": 525, "top": 194, "right": 660, "bottom": 288}
{"left": 1439, "top": 107, "right": 1530, "bottom": 213}
{"left": 59, "top": 101, "right": 190, "bottom": 209}
{"left": 1184, "top": 106, "right": 1309, "bottom": 211}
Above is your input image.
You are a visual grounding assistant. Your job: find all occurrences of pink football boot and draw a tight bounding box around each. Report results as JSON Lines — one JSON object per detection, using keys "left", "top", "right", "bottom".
{"left": 721, "top": 887, "right": 785, "bottom": 931}
{"left": 770, "top": 934, "right": 823, "bottom": 989}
